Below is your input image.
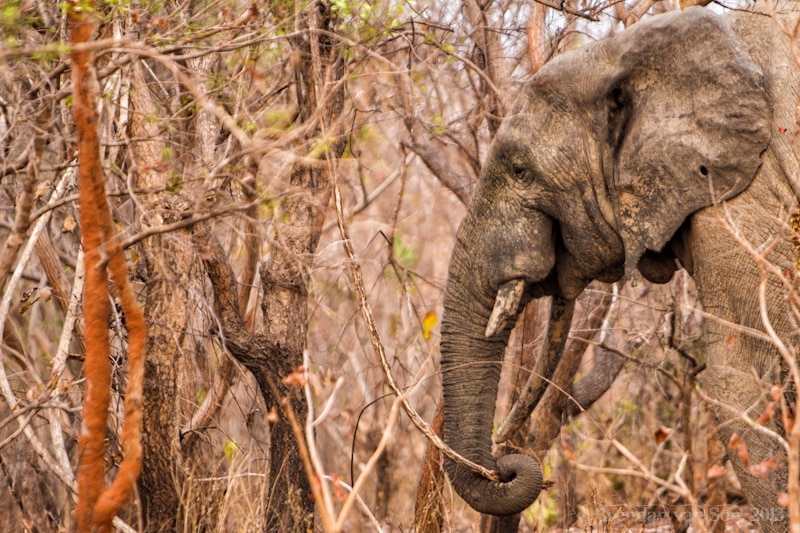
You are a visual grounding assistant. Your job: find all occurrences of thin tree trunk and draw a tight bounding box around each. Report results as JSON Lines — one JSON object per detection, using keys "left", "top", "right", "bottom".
{"left": 128, "top": 57, "right": 205, "bottom": 530}
{"left": 71, "top": 8, "right": 146, "bottom": 530}
{"left": 254, "top": 4, "right": 345, "bottom": 530}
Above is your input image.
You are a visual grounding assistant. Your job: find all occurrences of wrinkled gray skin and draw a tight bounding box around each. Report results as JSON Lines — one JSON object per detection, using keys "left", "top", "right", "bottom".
{"left": 441, "top": 5, "right": 800, "bottom": 529}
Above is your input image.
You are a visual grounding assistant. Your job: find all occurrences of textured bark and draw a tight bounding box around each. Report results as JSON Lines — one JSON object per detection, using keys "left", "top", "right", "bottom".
{"left": 461, "top": 0, "right": 509, "bottom": 135}
{"left": 0, "top": 120, "right": 40, "bottom": 291}
{"left": 128, "top": 57, "right": 202, "bottom": 531}
{"left": 250, "top": 4, "right": 345, "bottom": 529}
{"left": 405, "top": 140, "right": 473, "bottom": 205}
{"left": 192, "top": 4, "right": 348, "bottom": 516}
{"left": 193, "top": 224, "right": 309, "bottom": 530}
{"left": 129, "top": 86, "right": 182, "bottom": 533}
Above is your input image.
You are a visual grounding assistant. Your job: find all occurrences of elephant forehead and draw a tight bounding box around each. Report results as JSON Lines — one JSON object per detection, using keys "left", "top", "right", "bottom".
{"left": 491, "top": 113, "right": 582, "bottom": 170}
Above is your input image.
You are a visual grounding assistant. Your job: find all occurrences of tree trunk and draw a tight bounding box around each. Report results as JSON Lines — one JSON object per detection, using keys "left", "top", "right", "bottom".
{"left": 128, "top": 56, "right": 222, "bottom": 530}
{"left": 128, "top": 59, "right": 187, "bottom": 530}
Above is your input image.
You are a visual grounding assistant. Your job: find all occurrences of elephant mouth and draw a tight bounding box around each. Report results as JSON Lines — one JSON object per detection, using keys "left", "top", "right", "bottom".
{"left": 485, "top": 279, "right": 527, "bottom": 337}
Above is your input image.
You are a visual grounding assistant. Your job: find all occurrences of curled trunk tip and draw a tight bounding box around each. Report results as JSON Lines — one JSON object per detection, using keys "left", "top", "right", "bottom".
{"left": 446, "top": 454, "right": 543, "bottom": 516}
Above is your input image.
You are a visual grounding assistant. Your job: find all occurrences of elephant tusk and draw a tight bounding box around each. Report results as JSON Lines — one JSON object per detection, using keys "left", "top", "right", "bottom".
{"left": 485, "top": 279, "right": 526, "bottom": 338}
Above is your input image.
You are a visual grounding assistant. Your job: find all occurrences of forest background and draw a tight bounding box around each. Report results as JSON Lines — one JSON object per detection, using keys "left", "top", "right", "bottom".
{"left": 0, "top": 0, "right": 784, "bottom": 531}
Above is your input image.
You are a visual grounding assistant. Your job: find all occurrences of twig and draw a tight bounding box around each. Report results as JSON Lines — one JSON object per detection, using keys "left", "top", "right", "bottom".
{"left": 674, "top": 453, "right": 705, "bottom": 533}
{"left": 697, "top": 389, "right": 789, "bottom": 455}
{"left": 331, "top": 170, "right": 499, "bottom": 483}
{"left": 534, "top": 0, "right": 602, "bottom": 21}
{"left": 302, "top": 351, "right": 336, "bottom": 524}
{"left": 0, "top": 135, "right": 39, "bottom": 291}
{"left": 573, "top": 462, "right": 685, "bottom": 495}
{"left": 0, "top": 153, "right": 79, "bottom": 492}
{"left": 313, "top": 377, "right": 344, "bottom": 427}
{"left": 321, "top": 476, "right": 385, "bottom": 532}
{"left": 261, "top": 374, "right": 336, "bottom": 533}
{"left": 334, "top": 394, "right": 403, "bottom": 532}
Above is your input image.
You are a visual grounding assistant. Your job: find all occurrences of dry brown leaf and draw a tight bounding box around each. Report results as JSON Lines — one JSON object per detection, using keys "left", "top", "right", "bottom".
{"left": 728, "top": 432, "right": 749, "bottom": 467}
{"left": 282, "top": 365, "right": 307, "bottom": 387}
{"left": 39, "top": 286, "right": 52, "bottom": 302}
{"left": 62, "top": 214, "right": 77, "bottom": 233}
{"left": 706, "top": 464, "right": 727, "bottom": 480}
{"left": 654, "top": 426, "right": 672, "bottom": 443}
{"left": 757, "top": 402, "right": 776, "bottom": 425}
{"left": 749, "top": 457, "right": 778, "bottom": 480}
{"left": 778, "top": 492, "right": 790, "bottom": 507}
{"left": 34, "top": 180, "right": 51, "bottom": 199}
{"left": 770, "top": 384, "right": 782, "bottom": 403}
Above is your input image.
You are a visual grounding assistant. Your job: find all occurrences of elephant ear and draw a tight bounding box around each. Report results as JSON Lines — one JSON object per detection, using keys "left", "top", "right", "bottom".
{"left": 600, "top": 8, "right": 771, "bottom": 275}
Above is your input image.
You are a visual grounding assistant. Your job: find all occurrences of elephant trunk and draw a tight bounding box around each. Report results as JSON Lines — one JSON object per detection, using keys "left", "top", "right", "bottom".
{"left": 440, "top": 227, "right": 544, "bottom": 516}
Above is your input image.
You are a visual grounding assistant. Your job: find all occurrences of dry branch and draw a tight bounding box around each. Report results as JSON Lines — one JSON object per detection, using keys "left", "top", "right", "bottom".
{"left": 496, "top": 294, "right": 575, "bottom": 443}
{"left": 331, "top": 173, "right": 499, "bottom": 483}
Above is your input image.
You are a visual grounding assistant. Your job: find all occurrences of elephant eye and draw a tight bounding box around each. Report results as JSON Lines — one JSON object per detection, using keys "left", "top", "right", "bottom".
{"left": 511, "top": 163, "right": 527, "bottom": 177}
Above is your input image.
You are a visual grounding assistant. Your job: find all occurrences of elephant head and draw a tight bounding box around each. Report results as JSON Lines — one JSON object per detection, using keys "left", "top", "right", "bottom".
{"left": 440, "top": 8, "right": 770, "bottom": 516}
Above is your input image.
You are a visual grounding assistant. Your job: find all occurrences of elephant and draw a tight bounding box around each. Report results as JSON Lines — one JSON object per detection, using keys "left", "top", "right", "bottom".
{"left": 439, "top": 3, "right": 800, "bottom": 530}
